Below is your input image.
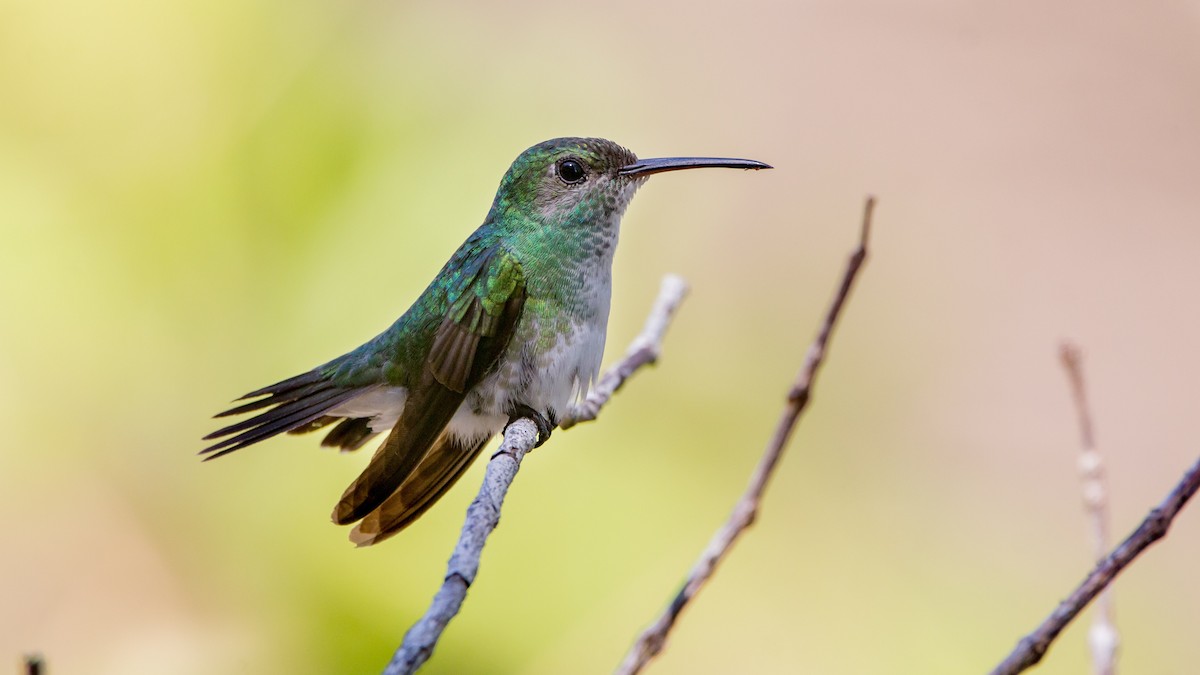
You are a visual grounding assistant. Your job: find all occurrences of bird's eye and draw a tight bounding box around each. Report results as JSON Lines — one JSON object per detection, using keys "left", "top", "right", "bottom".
{"left": 556, "top": 158, "right": 587, "bottom": 184}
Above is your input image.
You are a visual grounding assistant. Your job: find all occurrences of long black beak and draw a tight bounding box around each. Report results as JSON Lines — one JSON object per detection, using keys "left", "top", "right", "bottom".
{"left": 618, "top": 156, "right": 772, "bottom": 177}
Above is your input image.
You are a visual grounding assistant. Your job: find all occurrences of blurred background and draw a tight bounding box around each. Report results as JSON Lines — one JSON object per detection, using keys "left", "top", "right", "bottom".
{"left": 2, "top": 0, "right": 1199, "bottom": 673}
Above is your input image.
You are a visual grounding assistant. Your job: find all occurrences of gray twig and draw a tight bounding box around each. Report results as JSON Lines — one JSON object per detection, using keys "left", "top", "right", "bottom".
{"left": 561, "top": 274, "right": 689, "bottom": 429}
{"left": 1059, "top": 343, "right": 1119, "bottom": 675}
{"left": 615, "top": 197, "right": 876, "bottom": 675}
{"left": 989, "top": 454, "right": 1200, "bottom": 675}
{"left": 383, "top": 275, "right": 691, "bottom": 675}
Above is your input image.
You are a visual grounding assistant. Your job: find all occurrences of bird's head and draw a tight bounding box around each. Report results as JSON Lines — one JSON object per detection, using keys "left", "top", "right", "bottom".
{"left": 490, "top": 137, "right": 770, "bottom": 229}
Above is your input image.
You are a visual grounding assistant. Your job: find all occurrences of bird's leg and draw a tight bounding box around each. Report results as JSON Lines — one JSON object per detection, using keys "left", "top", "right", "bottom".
{"left": 506, "top": 404, "right": 557, "bottom": 448}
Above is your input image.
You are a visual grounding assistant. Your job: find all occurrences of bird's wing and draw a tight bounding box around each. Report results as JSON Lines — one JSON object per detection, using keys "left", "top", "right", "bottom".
{"left": 348, "top": 433, "right": 491, "bottom": 546}
{"left": 331, "top": 247, "right": 526, "bottom": 525}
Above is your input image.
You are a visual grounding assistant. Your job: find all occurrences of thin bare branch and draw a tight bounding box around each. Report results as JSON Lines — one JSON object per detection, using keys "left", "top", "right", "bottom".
{"left": 383, "top": 275, "right": 691, "bottom": 675}
{"left": 989, "top": 454, "right": 1200, "bottom": 675}
{"left": 1059, "top": 343, "right": 1118, "bottom": 675}
{"left": 383, "top": 419, "right": 538, "bottom": 675}
{"left": 615, "top": 196, "right": 876, "bottom": 675}
{"left": 561, "top": 275, "right": 689, "bottom": 429}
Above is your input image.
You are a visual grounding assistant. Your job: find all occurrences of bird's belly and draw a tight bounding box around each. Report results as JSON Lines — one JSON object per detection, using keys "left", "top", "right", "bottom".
{"left": 445, "top": 316, "right": 607, "bottom": 443}
{"left": 333, "top": 316, "right": 610, "bottom": 446}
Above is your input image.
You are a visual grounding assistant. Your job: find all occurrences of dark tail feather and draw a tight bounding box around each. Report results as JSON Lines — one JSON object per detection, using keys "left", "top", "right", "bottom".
{"left": 349, "top": 434, "right": 490, "bottom": 546}
{"left": 285, "top": 416, "right": 377, "bottom": 451}
{"left": 320, "top": 418, "right": 377, "bottom": 452}
{"left": 287, "top": 416, "right": 339, "bottom": 435}
{"left": 239, "top": 371, "right": 328, "bottom": 400}
{"left": 210, "top": 371, "right": 334, "bottom": 420}
{"left": 202, "top": 371, "right": 362, "bottom": 460}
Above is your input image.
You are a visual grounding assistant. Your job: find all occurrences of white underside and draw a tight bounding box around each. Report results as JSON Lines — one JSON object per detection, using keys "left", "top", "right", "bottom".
{"left": 325, "top": 316, "right": 608, "bottom": 447}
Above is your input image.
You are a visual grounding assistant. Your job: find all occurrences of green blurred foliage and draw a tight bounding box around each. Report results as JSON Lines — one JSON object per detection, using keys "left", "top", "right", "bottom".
{"left": 3, "top": 1, "right": 1200, "bottom": 674}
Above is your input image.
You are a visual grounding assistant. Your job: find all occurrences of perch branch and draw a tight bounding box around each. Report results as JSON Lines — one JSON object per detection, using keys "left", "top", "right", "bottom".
{"left": 1059, "top": 343, "right": 1118, "bottom": 674}
{"left": 383, "top": 275, "right": 691, "bottom": 675}
{"left": 989, "top": 453, "right": 1200, "bottom": 675}
{"left": 561, "top": 274, "right": 689, "bottom": 428}
{"left": 615, "top": 196, "right": 876, "bottom": 675}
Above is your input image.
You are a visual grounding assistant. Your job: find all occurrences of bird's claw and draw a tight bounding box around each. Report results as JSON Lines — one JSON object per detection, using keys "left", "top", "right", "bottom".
{"left": 507, "top": 405, "right": 557, "bottom": 448}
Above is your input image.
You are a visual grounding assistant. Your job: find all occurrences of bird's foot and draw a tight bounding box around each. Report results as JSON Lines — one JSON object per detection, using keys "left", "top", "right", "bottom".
{"left": 507, "top": 405, "right": 557, "bottom": 448}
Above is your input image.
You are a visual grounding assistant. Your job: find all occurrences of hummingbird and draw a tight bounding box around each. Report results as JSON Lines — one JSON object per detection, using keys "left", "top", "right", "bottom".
{"left": 203, "top": 137, "right": 770, "bottom": 546}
